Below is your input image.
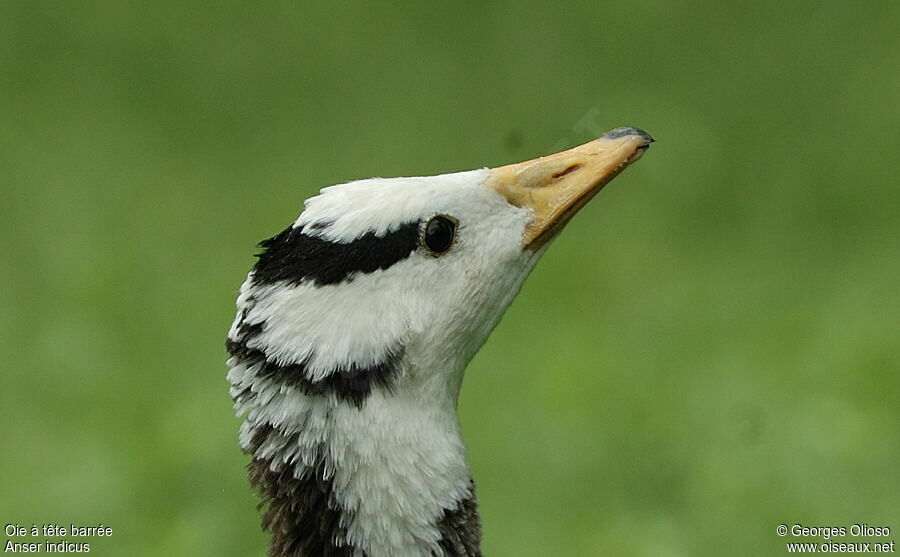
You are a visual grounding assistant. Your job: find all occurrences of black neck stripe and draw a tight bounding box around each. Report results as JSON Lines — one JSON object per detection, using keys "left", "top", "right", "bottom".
{"left": 246, "top": 423, "right": 482, "bottom": 557}
{"left": 226, "top": 338, "right": 403, "bottom": 408}
{"left": 251, "top": 222, "right": 420, "bottom": 287}
{"left": 247, "top": 424, "right": 355, "bottom": 556}
{"left": 437, "top": 481, "right": 482, "bottom": 557}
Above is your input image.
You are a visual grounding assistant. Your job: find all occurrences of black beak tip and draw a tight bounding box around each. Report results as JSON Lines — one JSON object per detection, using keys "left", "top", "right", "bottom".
{"left": 602, "top": 126, "right": 655, "bottom": 145}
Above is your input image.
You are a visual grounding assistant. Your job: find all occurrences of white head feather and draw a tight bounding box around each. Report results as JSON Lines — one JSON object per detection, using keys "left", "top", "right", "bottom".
{"left": 227, "top": 128, "right": 652, "bottom": 556}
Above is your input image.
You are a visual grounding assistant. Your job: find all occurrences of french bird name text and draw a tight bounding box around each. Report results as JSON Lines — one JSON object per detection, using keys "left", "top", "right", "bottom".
{"left": 4, "top": 523, "right": 111, "bottom": 553}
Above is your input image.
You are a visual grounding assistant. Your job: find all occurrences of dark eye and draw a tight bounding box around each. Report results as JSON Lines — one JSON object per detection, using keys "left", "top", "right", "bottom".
{"left": 421, "top": 215, "right": 458, "bottom": 256}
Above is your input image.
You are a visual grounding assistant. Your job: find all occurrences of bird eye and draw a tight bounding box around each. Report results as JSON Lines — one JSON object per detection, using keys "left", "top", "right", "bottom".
{"left": 421, "top": 215, "right": 458, "bottom": 256}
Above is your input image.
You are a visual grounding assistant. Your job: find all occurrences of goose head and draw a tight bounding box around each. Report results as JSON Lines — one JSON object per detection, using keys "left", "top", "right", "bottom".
{"left": 227, "top": 126, "right": 653, "bottom": 556}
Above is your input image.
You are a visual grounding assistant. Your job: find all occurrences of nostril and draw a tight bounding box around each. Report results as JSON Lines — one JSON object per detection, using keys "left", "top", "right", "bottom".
{"left": 552, "top": 164, "right": 581, "bottom": 179}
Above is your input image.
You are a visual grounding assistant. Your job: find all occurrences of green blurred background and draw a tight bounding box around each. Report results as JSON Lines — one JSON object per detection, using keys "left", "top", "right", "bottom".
{"left": 2, "top": 2, "right": 898, "bottom": 555}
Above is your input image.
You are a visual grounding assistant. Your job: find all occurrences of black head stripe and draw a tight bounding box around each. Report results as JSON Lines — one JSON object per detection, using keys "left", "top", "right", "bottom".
{"left": 252, "top": 222, "right": 419, "bottom": 287}
{"left": 226, "top": 338, "right": 403, "bottom": 408}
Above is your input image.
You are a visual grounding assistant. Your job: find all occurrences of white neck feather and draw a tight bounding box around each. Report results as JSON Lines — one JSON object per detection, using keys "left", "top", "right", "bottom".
{"left": 229, "top": 352, "right": 474, "bottom": 556}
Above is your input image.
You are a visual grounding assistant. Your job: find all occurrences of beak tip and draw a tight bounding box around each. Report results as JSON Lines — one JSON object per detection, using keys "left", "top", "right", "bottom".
{"left": 601, "top": 126, "right": 655, "bottom": 145}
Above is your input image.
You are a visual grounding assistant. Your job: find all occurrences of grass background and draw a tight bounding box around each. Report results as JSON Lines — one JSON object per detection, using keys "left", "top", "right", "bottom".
{"left": 1, "top": 2, "right": 898, "bottom": 555}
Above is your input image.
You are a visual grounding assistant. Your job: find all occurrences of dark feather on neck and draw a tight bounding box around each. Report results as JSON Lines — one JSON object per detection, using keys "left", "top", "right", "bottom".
{"left": 436, "top": 481, "right": 482, "bottom": 557}
{"left": 247, "top": 424, "right": 355, "bottom": 556}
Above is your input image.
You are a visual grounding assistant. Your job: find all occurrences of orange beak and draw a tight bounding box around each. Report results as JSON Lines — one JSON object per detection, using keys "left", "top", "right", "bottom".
{"left": 486, "top": 127, "right": 653, "bottom": 249}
